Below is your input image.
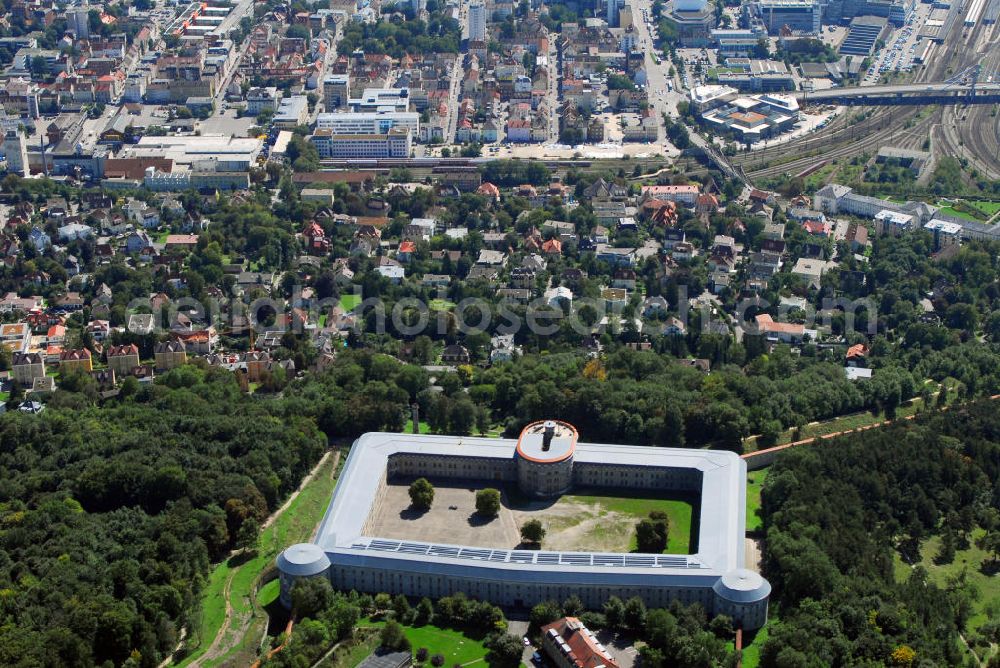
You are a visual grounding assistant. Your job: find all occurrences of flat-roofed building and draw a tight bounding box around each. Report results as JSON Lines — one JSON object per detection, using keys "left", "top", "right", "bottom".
{"left": 277, "top": 422, "right": 771, "bottom": 630}
{"left": 925, "top": 219, "right": 962, "bottom": 250}
{"left": 315, "top": 111, "right": 420, "bottom": 135}
{"left": 323, "top": 74, "right": 350, "bottom": 111}
{"left": 120, "top": 135, "right": 263, "bottom": 172}
{"left": 310, "top": 128, "right": 412, "bottom": 159}
{"left": 749, "top": 0, "right": 821, "bottom": 34}
{"left": 273, "top": 95, "right": 309, "bottom": 128}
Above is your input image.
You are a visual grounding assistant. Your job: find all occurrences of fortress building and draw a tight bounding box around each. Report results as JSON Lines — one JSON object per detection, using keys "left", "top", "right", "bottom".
{"left": 277, "top": 421, "right": 771, "bottom": 629}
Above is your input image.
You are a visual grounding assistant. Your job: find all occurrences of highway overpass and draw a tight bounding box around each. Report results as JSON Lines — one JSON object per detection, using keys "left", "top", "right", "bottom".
{"left": 794, "top": 82, "right": 1000, "bottom": 105}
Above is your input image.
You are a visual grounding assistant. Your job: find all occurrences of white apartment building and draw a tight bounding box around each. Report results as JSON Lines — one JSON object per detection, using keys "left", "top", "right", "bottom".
{"left": 469, "top": 2, "right": 487, "bottom": 41}
{"left": 246, "top": 87, "right": 280, "bottom": 115}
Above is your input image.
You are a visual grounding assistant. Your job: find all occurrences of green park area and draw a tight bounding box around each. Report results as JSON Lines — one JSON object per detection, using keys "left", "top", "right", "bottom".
{"left": 894, "top": 530, "right": 1000, "bottom": 634}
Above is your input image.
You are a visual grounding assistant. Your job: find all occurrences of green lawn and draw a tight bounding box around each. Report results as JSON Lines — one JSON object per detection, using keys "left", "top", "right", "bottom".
{"left": 256, "top": 578, "right": 280, "bottom": 608}
{"left": 746, "top": 468, "right": 768, "bottom": 533}
{"left": 176, "top": 451, "right": 342, "bottom": 666}
{"left": 737, "top": 611, "right": 774, "bottom": 668}
{"left": 936, "top": 205, "right": 981, "bottom": 222}
{"left": 428, "top": 299, "right": 456, "bottom": 311}
{"left": 402, "top": 419, "right": 432, "bottom": 434}
{"left": 340, "top": 294, "right": 361, "bottom": 312}
{"left": 358, "top": 620, "right": 489, "bottom": 665}
{"left": 562, "top": 493, "right": 696, "bottom": 554}
{"left": 970, "top": 200, "right": 1000, "bottom": 217}
{"left": 893, "top": 529, "right": 1000, "bottom": 636}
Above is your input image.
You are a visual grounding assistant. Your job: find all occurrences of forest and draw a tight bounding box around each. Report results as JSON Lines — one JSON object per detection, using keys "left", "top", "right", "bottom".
{"left": 758, "top": 401, "right": 1000, "bottom": 666}
{"left": 0, "top": 365, "right": 326, "bottom": 667}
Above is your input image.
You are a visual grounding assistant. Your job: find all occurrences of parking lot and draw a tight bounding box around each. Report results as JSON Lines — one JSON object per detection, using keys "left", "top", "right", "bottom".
{"left": 865, "top": 3, "right": 934, "bottom": 84}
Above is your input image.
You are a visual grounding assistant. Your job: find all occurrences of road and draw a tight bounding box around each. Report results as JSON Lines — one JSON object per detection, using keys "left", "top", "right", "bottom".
{"left": 444, "top": 0, "right": 470, "bottom": 145}
{"left": 546, "top": 39, "right": 560, "bottom": 142}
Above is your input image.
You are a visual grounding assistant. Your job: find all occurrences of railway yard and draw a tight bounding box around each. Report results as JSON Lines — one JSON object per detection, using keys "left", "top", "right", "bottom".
{"left": 730, "top": 13, "right": 1000, "bottom": 185}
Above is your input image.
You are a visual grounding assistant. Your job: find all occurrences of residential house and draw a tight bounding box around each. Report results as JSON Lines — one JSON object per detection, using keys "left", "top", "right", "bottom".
{"left": 125, "top": 198, "right": 160, "bottom": 229}
{"left": 106, "top": 344, "right": 140, "bottom": 376}
{"left": 755, "top": 314, "right": 816, "bottom": 343}
{"left": 11, "top": 352, "right": 46, "bottom": 385}
{"left": 541, "top": 618, "right": 619, "bottom": 668}
{"left": 154, "top": 340, "right": 187, "bottom": 370}
{"left": 171, "top": 327, "right": 217, "bottom": 355}
{"left": 59, "top": 348, "right": 93, "bottom": 373}
{"left": 441, "top": 345, "right": 470, "bottom": 364}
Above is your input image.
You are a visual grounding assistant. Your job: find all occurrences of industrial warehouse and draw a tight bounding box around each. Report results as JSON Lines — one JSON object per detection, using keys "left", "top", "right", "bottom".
{"left": 277, "top": 421, "right": 771, "bottom": 630}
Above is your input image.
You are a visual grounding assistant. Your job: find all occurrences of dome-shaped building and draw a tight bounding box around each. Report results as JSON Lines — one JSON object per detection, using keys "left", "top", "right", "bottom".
{"left": 516, "top": 420, "right": 578, "bottom": 497}
{"left": 712, "top": 568, "right": 772, "bottom": 629}
{"left": 276, "top": 543, "right": 331, "bottom": 607}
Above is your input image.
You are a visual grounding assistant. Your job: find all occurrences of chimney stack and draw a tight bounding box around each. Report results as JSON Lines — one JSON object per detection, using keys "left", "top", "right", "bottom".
{"left": 542, "top": 420, "right": 555, "bottom": 451}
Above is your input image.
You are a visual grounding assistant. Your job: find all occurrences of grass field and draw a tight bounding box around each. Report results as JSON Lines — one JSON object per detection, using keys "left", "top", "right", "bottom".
{"left": 937, "top": 205, "right": 981, "bottom": 222}
{"left": 745, "top": 469, "right": 768, "bottom": 533}
{"left": 176, "top": 451, "right": 342, "bottom": 666}
{"left": 561, "top": 493, "right": 696, "bottom": 554}
{"left": 893, "top": 529, "right": 1000, "bottom": 635}
{"left": 358, "top": 620, "right": 489, "bottom": 665}
{"left": 402, "top": 419, "right": 432, "bottom": 434}
{"left": 738, "top": 611, "right": 774, "bottom": 668}
{"left": 428, "top": 299, "right": 456, "bottom": 311}
{"left": 971, "top": 201, "right": 1000, "bottom": 217}
{"left": 340, "top": 294, "right": 362, "bottom": 312}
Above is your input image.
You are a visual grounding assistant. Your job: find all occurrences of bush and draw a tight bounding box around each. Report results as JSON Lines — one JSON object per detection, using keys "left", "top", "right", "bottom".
{"left": 476, "top": 488, "right": 501, "bottom": 518}
{"left": 409, "top": 478, "right": 434, "bottom": 510}
{"left": 380, "top": 620, "right": 411, "bottom": 651}
{"left": 431, "top": 654, "right": 445, "bottom": 666}
{"left": 520, "top": 519, "right": 546, "bottom": 545}
{"left": 416, "top": 647, "right": 429, "bottom": 662}
{"left": 635, "top": 512, "right": 669, "bottom": 553}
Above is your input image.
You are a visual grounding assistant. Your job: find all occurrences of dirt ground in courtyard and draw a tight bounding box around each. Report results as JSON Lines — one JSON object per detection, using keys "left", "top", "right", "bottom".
{"left": 365, "top": 479, "right": 687, "bottom": 553}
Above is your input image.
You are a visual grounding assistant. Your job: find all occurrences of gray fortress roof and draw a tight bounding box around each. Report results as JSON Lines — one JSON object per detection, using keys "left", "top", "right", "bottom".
{"left": 312, "top": 432, "right": 748, "bottom": 579}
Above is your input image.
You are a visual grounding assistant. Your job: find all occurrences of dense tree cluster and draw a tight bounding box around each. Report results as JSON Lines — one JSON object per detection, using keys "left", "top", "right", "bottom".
{"left": 336, "top": 11, "right": 461, "bottom": 57}
{"left": 0, "top": 366, "right": 325, "bottom": 666}
{"left": 758, "top": 402, "right": 1000, "bottom": 666}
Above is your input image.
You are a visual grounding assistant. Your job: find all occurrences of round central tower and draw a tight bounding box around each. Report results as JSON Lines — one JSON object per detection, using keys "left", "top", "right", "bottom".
{"left": 515, "top": 420, "right": 578, "bottom": 498}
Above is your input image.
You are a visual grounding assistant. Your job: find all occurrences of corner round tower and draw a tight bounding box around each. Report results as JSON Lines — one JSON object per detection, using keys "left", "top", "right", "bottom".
{"left": 276, "top": 543, "right": 331, "bottom": 608}
{"left": 712, "top": 568, "right": 771, "bottom": 630}
{"left": 515, "top": 420, "right": 579, "bottom": 498}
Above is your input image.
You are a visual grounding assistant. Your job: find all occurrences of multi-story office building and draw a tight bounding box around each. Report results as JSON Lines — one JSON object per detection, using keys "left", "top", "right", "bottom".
{"left": 315, "top": 111, "right": 420, "bottom": 135}
{"left": 323, "top": 74, "right": 350, "bottom": 111}
{"left": 349, "top": 88, "right": 411, "bottom": 113}
{"left": 310, "top": 128, "right": 412, "bottom": 158}
{"left": 3, "top": 129, "right": 29, "bottom": 177}
{"left": 748, "top": 0, "right": 822, "bottom": 34}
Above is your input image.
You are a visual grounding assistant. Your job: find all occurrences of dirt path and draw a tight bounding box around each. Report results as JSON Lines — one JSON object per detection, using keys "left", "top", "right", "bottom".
{"left": 188, "top": 449, "right": 340, "bottom": 667}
